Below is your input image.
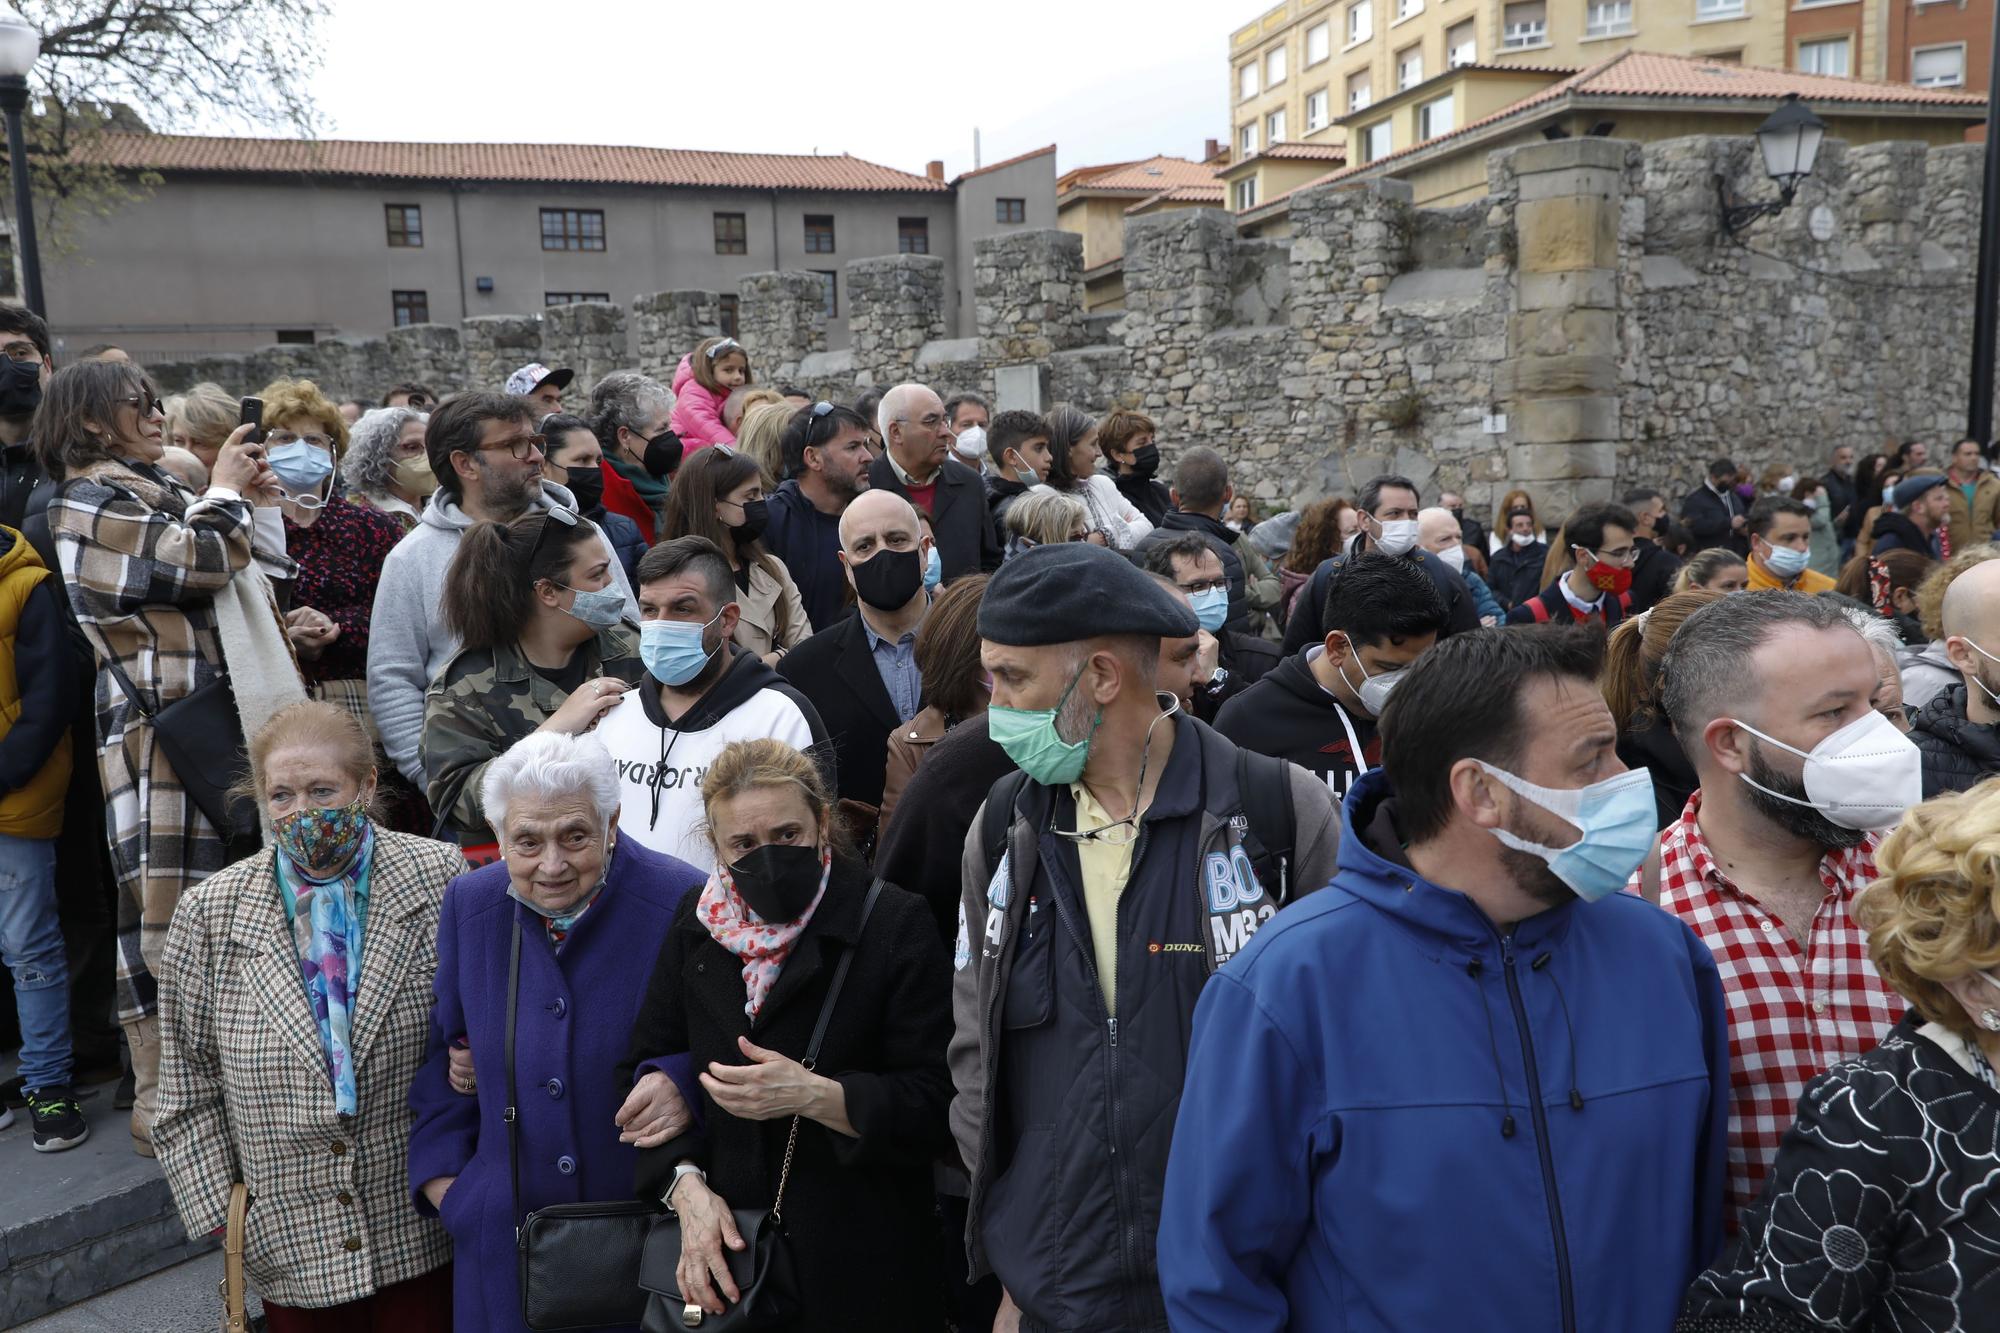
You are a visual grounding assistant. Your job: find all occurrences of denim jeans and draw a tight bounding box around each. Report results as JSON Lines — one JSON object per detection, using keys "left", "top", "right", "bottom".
{"left": 0, "top": 832, "right": 69, "bottom": 1091}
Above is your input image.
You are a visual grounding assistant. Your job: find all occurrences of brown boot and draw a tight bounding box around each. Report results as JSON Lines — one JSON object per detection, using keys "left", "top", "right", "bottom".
{"left": 123, "top": 1015, "right": 160, "bottom": 1157}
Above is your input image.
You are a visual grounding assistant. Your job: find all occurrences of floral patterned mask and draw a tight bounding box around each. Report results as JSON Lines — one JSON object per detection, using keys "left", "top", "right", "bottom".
{"left": 274, "top": 797, "right": 370, "bottom": 877}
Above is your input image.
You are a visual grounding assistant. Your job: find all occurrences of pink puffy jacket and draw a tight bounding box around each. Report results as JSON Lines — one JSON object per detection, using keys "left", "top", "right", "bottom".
{"left": 670, "top": 354, "right": 735, "bottom": 452}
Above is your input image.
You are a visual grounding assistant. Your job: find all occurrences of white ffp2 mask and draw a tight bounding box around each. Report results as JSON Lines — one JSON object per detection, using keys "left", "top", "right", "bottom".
{"left": 1731, "top": 709, "right": 1922, "bottom": 831}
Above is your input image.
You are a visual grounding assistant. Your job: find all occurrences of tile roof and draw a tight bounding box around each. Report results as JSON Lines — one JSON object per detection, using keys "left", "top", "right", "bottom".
{"left": 1125, "top": 183, "right": 1228, "bottom": 214}
{"left": 71, "top": 133, "right": 952, "bottom": 192}
{"left": 1247, "top": 51, "right": 1985, "bottom": 218}
{"left": 1060, "top": 154, "right": 1219, "bottom": 195}
{"left": 954, "top": 144, "right": 1055, "bottom": 182}
{"left": 1250, "top": 142, "right": 1351, "bottom": 162}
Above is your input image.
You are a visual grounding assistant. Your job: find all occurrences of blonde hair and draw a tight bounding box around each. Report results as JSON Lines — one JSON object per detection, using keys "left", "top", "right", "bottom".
{"left": 1856, "top": 778, "right": 2000, "bottom": 1038}
{"left": 723, "top": 385, "right": 782, "bottom": 434}
{"left": 1005, "top": 488, "right": 1090, "bottom": 546}
{"left": 176, "top": 381, "right": 241, "bottom": 452}
{"left": 735, "top": 400, "right": 791, "bottom": 490}
{"left": 691, "top": 336, "right": 753, "bottom": 395}
{"left": 259, "top": 377, "right": 350, "bottom": 456}
{"left": 698, "top": 738, "right": 838, "bottom": 853}
{"left": 1674, "top": 547, "right": 1749, "bottom": 594}
{"left": 235, "top": 700, "right": 378, "bottom": 814}
{"left": 1601, "top": 588, "right": 1722, "bottom": 730}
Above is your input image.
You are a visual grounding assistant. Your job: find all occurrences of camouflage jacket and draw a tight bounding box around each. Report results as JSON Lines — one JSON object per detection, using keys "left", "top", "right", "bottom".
{"left": 421, "top": 620, "right": 645, "bottom": 840}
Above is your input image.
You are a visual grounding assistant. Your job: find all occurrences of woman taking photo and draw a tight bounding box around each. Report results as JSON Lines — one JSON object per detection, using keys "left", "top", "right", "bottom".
{"left": 627, "top": 738, "right": 952, "bottom": 1329}
{"left": 409, "top": 731, "right": 707, "bottom": 1333}
{"left": 1679, "top": 780, "right": 2000, "bottom": 1330}
{"left": 1043, "top": 405, "right": 1152, "bottom": 549}
{"left": 423, "top": 509, "right": 644, "bottom": 844}
{"left": 152, "top": 702, "right": 464, "bottom": 1328}
{"left": 340, "top": 404, "right": 434, "bottom": 532}
{"left": 876, "top": 573, "right": 987, "bottom": 839}
{"left": 38, "top": 359, "right": 293, "bottom": 1155}
{"left": 658, "top": 444, "right": 810, "bottom": 661}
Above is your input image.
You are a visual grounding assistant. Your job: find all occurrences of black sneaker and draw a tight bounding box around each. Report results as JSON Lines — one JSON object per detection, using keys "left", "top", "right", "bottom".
{"left": 25, "top": 1086, "right": 88, "bottom": 1152}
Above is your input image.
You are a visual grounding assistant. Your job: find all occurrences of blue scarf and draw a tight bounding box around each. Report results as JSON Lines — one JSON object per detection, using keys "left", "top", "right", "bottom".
{"left": 274, "top": 826, "right": 373, "bottom": 1117}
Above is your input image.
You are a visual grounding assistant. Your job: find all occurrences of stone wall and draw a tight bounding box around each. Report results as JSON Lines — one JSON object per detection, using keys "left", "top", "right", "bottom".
{"left": 139, "top": 133, "right": 1999, "bottom": 527}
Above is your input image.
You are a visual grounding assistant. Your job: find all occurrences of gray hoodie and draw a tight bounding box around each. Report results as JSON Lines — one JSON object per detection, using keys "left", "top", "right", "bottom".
{"left": 365, "top": 481, "right": 640, "bottom": 785}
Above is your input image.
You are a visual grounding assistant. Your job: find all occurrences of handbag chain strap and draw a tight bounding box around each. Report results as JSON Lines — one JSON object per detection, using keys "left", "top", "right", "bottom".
{"left": 771, "top": 877, "right": 881, "bottom": 1223}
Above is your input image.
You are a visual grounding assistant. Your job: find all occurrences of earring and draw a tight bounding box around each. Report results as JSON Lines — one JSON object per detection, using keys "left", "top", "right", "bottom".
{"left": 1981, "top": 1009, "right": 2000, "bottom": 1033}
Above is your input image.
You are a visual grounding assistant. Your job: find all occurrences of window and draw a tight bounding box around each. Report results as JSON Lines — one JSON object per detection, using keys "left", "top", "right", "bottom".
{"left": 996, "top": 197, "right": 1026, "bottom": 223}
{"left": 391, "top": 291, "right": 428, "bottom": 327}
{"left": 1585, "top": 0, "right": 1632, "bottom": 36}
{"left": 714, "top": 212, "right": 747, "bottom": 255}
{"left": 1266, "top": 45, "right": 1287, "bottom": 85}
{"left": 1307, "top": 87, "right": 1332, "bottom": 131}
{"left": 1398, "top": 44, "right": 1424, "bottom": 89}
{"left": 1307, "top": 21, "right": 1331, "bottom": 64}
{"left": 898, "top": 217, "right": 930, "bottom": 254}
{"left": 1360, "top": 119, "right": 1393, "bottom": 164}
{"left": 1696, "top": 0, "right": 1745, "bottom": 17}
{"left": 544, "top": 292, "right": 611, "bottom": 305}
{"left": 1395, "top": 0, "right": 1422, "bottom": 19}
{"left": 540, "top": 208, "right": 605, "bottom": 252}
{"left": 1240, "top": 121, "right": 1259, "bottom": 156}
{"left": 1267, "top": 109, "right": 1287, "bottom": 143}
{"left": 1797, "top": 36, "right": 1850, "bottom": 77}
{"left": 812, "top": 270, "right": 837, "bottom": 319}
{"left": 1419, "top": 92, "right": 1455, "bottom": 139}
{"left": 1348, "top": 1, "right": 1372, "bottom": 44}
{"left": 1913, "top": 44, "right": 1966, "bottom": 88}
{"left": 385, "top": 204, "right": 422, "bottom": 248}
{"left": 1239, "top": 61, "right": 1259, "bottom": 100}
{"left": 1234, "top": 178, "right": 1260, "bottom": 210}
{"left": 1502, "top": 1, "right": 1548, "bottom": 48}
{"left": 1447, "top": 20, "right": 1476, "bottom": 65}
{"left": 719, "top": 294, "right": 740, "bottom": 339}
{"left": 803, "top": 215, "right": 835, "bottom": 254}
{"left": 1347, "top": 68, "right": 1373, "bottom": 111}
{"left": 276, "top": 329, "right": 315, "bottom": 345}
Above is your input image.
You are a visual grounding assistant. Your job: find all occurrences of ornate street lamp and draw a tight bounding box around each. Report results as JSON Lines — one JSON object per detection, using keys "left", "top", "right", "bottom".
{"left": 0, "top": 6, "right": 42, "bottom": 316}
{"left": 1717, "top": 95, "right": 1826, "bottom": 235}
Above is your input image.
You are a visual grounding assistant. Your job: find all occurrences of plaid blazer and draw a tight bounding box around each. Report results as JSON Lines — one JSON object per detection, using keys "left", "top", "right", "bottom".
{"left": 152, "top": 829, "right": 466, "bottom": 1308}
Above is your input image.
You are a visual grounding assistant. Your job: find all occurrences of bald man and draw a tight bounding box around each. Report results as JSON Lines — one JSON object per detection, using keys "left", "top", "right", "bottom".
{"left": 867, "top": 381, "right": 1001, "bottom": 581}
{"left": 1911, "top": 559, "right": 2000, "bottom": 794}
{"left": 778, "top": 488, "right": 939, "bottom": 816}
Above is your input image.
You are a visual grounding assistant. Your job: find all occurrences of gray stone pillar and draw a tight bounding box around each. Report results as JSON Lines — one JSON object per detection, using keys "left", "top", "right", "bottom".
{"left": 847, "top": 254, "right": 947, "bottom": 387}
{"left": 460, "top": 315, "right": 543, "bottom": 394}
{"left": 632, "top": 290, "right": 721, "bottom": 382}
{"left": 737, "top": 272, "right": 827, "bottom": 384}
{"left": 386, "top": 323, "right": 467, "bottom": 394}
{"left": 974, "top": 229, "right": 1086, "bottom": 370}
{"left": 542, "top": 302, "right": 629, "bottom": 395}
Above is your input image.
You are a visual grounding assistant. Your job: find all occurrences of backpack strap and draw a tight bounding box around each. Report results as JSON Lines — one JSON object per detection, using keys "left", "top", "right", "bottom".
{"left": 1616, "top": 590, "right": 1633, "bottom": 615}
{"left": 980, "top": 769, "right": 1034, "bottom": 879}
{"left": 1233, "top": 747, "right": 1298, "bottom": 904}
{"left": 1525, "top": 596, "right": 1552, "bottom": 624}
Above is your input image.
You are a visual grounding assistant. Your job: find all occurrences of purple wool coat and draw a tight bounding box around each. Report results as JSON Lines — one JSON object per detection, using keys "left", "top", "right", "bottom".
{"left": 407, "top": 836, "right": 705, "bottom": 1333}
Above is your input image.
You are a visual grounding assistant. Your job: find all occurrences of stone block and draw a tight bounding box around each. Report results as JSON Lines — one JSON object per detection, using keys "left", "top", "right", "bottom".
{"left": 1511, "top": 308, "right": 1616, "bottom": 357}
{"left": 1499, "top": 353, "right": 1619, "bottom": 396}
{"left": 1512, "top": 396, "right": 1619, "bottom": 443}
{"left": 1508, "top": 136, "right": 1632, "bottom": 177}
{"left": 1517, "top": 268, "right": 1618, "bottom": 312}
{"left": 1507, "top": 441, "right": 1620, "bottom": 481}
{"left": 1516, "top": 195, "right": 1618, "bottom": 273}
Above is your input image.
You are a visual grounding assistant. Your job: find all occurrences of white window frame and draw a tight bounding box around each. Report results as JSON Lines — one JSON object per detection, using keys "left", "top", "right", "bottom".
{"left": 1397, "top": 44, "right": 1424, "bottom": 89}
{"left": 1347, "top": 68, "right": 1373, "bottom": 110}
{"left": 1347, "top": 0, "right": 1373, "bottom": 46}
{"left": 1239, "top": 62, "right": 1259, "bottom": 100}
{"left": 1418, "top": 92, "right": 1455, "bottom": 139}
{"left": 1266, "top": 45, "right": 1288, "bottom": 86}
{"left": 1447, "top": 22, "right": 1477, "bottom": 66}
{"left": 1267, "top": 108, "right": 1288, "bottom": 143}
{"left": 1395, "top": 0, "right": 1423, "bottom": 21}
{"left": 1306, "top": 88, "right": 1331, "bottom": 131}
{"left": 1911, "top": 43, "right": 1966, "bottom": 87}
{"left": 1240, "top": 122, "right": 1258, "bottom": 156}
{"left": 1307, "top": 21, "right": 1332, "bottom": 65}
{"left": 1233, "top": 178, "right": 1260, "bottom": 211}
{"left": 1695, "top": 0, "right": 1746, "bottom": 19}
{"left": 1796, "top": 34, "right": 1851, "bottom": 77}
{"left": 1502, "top": 3, "right": 1549, "bottom": 49}
{"left": 1360, "top": 119, "right": 1393, "bottom": 164}
{"left": 1584, "top": 0, "right": 1634, "bottom": 37}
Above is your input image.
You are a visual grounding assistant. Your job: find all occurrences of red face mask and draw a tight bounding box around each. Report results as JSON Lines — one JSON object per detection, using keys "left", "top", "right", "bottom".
{"left": 1578, "top": 549, "right": 1633, "bottom": 596}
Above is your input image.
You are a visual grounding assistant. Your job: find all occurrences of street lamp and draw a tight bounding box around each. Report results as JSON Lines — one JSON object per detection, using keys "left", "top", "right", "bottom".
{"left": 0, "top": 5, "right": 42, "bottom": 317}
{"left": 1716, "top": 95, "right": 1827, "bottom": 235}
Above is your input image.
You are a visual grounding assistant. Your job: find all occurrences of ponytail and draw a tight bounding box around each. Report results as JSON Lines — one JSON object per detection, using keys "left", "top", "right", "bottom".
{"left": 441, "top": 513, "right": 596, "bottom": 654}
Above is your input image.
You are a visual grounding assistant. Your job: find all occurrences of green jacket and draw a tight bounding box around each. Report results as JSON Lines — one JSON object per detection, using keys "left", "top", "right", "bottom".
{"left": 421, "top": 621, "right": 645, "bottom": 841}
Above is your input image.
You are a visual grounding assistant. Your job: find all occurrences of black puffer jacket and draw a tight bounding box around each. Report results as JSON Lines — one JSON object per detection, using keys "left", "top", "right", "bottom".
{"left": 1911, "top": 683, "right": 2000, "bottom": 797}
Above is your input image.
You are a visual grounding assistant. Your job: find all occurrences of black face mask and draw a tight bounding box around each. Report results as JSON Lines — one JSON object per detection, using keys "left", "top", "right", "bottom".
{"left": 0, "top": 357, "right": 42, "bottom": 419}
{"left": 1129, "top": 444, "right": 1160, "bottom": 480}
{"left": 642, "top": 430, "right": 684, "bottom": 480}
{"left": 563, "top": 464, "right": 604, "bottom": 513}
{"left": 729, "top": 497, "right": 769, "bottom": 545}
{"left": 1447, "top": 506, "right": 1465, "bottom": 521}
{"left": 727, "top": 843, "right": 824, "bottom": 923}
{"left": 850, "top": 545, "right": 924, "bottom": 611}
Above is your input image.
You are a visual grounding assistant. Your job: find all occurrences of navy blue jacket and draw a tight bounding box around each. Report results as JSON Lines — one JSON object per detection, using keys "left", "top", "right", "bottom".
{"left": 1158, "top": 769, "right": 1729, "bottom": 1332}
{"left": 764, "top": 478, "right": 848, "bottom": 632}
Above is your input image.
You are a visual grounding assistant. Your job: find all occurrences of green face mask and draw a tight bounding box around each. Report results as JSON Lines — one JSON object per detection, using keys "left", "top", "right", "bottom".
{"left": 988, "top": 661, "right": 1102, "bottom": 786}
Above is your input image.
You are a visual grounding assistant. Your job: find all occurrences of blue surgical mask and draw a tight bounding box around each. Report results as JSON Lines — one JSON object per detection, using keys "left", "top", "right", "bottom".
{"left": 1189, "top": 586, "right": 1228, "bottom": 633}
{"left": 639, "top": 609, "right": 724, "bottom": 687}
{"left": 560, "top": 583, "right": 626, "bottom": 630}
{"left": 923, "top": 544, "right": 943, "bottom": 591}
{"left": 1760, "top": 542, "right": 1809, "bottom": 579}
{"left": 268, "top": 440, "right": 334, "bottom": 495}
{"left": 1476, "top": 762, "right": 1656, "bottom": 903}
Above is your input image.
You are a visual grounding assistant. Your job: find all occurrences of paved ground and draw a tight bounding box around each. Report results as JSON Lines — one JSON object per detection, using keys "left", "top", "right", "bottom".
{"left": 12, "top": 1251, "right": 267, "bottom": 1331}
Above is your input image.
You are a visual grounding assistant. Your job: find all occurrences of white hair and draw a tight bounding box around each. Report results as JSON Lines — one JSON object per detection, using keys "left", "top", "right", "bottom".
{"left": 481, "top": 730, "right": 621, "bottom": 834}
{"left": 876, "top": 382, "right": 934, "bottom": 440}
{"left": 1839, "top": 605, "right": 1904, "bottom": 657}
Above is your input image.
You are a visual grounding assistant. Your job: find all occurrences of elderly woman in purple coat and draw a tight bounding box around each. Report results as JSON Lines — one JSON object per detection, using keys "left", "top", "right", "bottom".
{"left": 407, "top": 730, "right": 705, "bottom": 1332}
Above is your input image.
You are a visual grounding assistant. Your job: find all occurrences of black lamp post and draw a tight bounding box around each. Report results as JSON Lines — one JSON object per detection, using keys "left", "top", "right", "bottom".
{"left": 1717, "top": 94, "right": 1827, "bottom": 235}
{"left": 1967, "top": 5, "right": 2000, "bottom": 449}
{"left": 0, "top": 7, "right": 42, "bottom": 317}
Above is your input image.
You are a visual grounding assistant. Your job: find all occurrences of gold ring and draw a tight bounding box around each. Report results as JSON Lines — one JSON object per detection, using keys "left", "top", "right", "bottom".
{"left": 682, "top": 1302, "right": 703, "bottom": 1328}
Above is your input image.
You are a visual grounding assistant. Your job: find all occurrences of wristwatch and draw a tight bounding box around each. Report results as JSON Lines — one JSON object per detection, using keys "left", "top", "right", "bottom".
{"left": 1200, "top": 666, "right": 1230, "bottom": 695}
{"left": 663, "top": 1162, "right": 706, "bottom": 1212}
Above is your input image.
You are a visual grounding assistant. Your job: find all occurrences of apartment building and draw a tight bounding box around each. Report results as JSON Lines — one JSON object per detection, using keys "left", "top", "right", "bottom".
{"left": 1879, "top": 0, "right": 1991, "bottom": 95}
{"left": 1228, "top": 0, "right": 1792, "bottom": 157}
{"left": 41, "top": 135, "right": 1057, "bottom": 359}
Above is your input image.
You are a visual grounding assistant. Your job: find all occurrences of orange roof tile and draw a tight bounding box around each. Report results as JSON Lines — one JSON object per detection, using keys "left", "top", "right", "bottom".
{"left": 954, "top": 144, "right": 1055, "bottom": 183}
{"left": 1061, "top": 154, "right": 1219, "bottom": 196}
{"left": 72, "top": 133, "right": 952, "bottom": 192}
{"left": 1125, "top": 183, "right": 1227, "bottom": 214}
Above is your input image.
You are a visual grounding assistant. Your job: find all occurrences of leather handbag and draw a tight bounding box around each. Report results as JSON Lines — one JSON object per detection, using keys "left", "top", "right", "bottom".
{"left": 218, "top": 1182, "right": 250, "bottom": 1333}
{"left": 504, "top": 918, "right": 657, "bottom": 1332}
{"left": 637, "top": 880, "right": 883, "bottom": 1332}
{"left": 102, "top": 658, "right": 258, "bottom": 843}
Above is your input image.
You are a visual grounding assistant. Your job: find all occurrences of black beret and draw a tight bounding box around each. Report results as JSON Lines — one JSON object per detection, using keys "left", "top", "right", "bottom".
{"left": 978, "top": 542, "right": 1200, "bottom": 645}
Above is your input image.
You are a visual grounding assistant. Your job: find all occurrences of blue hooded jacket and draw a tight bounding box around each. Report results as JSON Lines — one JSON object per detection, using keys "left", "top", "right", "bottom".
{"left": 1159, "top": 769, "right": 1729, "bottom": 1333}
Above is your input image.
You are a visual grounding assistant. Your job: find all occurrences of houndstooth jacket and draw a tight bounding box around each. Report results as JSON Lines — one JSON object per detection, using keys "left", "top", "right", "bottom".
{"left": 152, "top": 829, "right": 466, "bottom": 1308}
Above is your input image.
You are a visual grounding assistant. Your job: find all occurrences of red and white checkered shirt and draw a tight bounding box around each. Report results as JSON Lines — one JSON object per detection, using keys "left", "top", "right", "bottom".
{"left": 1650, "top": 791, "right": 1905, "bottom": 1227}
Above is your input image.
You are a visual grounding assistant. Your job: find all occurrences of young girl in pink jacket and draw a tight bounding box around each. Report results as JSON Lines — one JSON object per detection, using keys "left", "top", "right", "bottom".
{"left": 670, "top": 336, "right": 752, "bottom": 451}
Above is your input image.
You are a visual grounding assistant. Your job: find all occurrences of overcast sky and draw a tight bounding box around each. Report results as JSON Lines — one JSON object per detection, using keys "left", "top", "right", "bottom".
{"left": 291, "top": 0, "right": 1236, "bottom": 176}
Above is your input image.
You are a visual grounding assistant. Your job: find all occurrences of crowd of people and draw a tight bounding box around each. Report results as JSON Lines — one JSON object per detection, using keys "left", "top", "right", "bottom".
{"left": 4, "top": 305, "right": 2000, "bottom": 1331}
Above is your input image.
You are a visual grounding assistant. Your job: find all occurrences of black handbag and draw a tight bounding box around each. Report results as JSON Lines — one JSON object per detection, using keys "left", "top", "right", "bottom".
{"left": 505, "top": 918, "right": 657, "bottom": 1332}
{"left": 101, "top": 658, "right": 258, "bottom": 843}
{"left": 638, "top": 880, "right": 883, "bottom": 1332}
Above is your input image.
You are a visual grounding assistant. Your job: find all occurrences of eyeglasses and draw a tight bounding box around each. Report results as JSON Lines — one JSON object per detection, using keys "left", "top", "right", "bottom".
{"left": 267, "top": 430, "right": 334, "bottom": 451}
{"left": 800, "top": 401, "right": 837, "bottom": 451}
{"left": 475, "top": 432, "right": 546, "bottom": 461}
{"left": 405, "top": 393, "right": 433, "bottom": 409}
{"left": 522, "top": 503, "right": 579, "bottom": 576}
{"left": 1, "top": 341, "right": 40, "bottom": 364}
{"left": 1178, "top": 577, "right": 1230, "bottom": 595}
{"left": 119, "top": 394, "right": 165, "bottom": 416}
